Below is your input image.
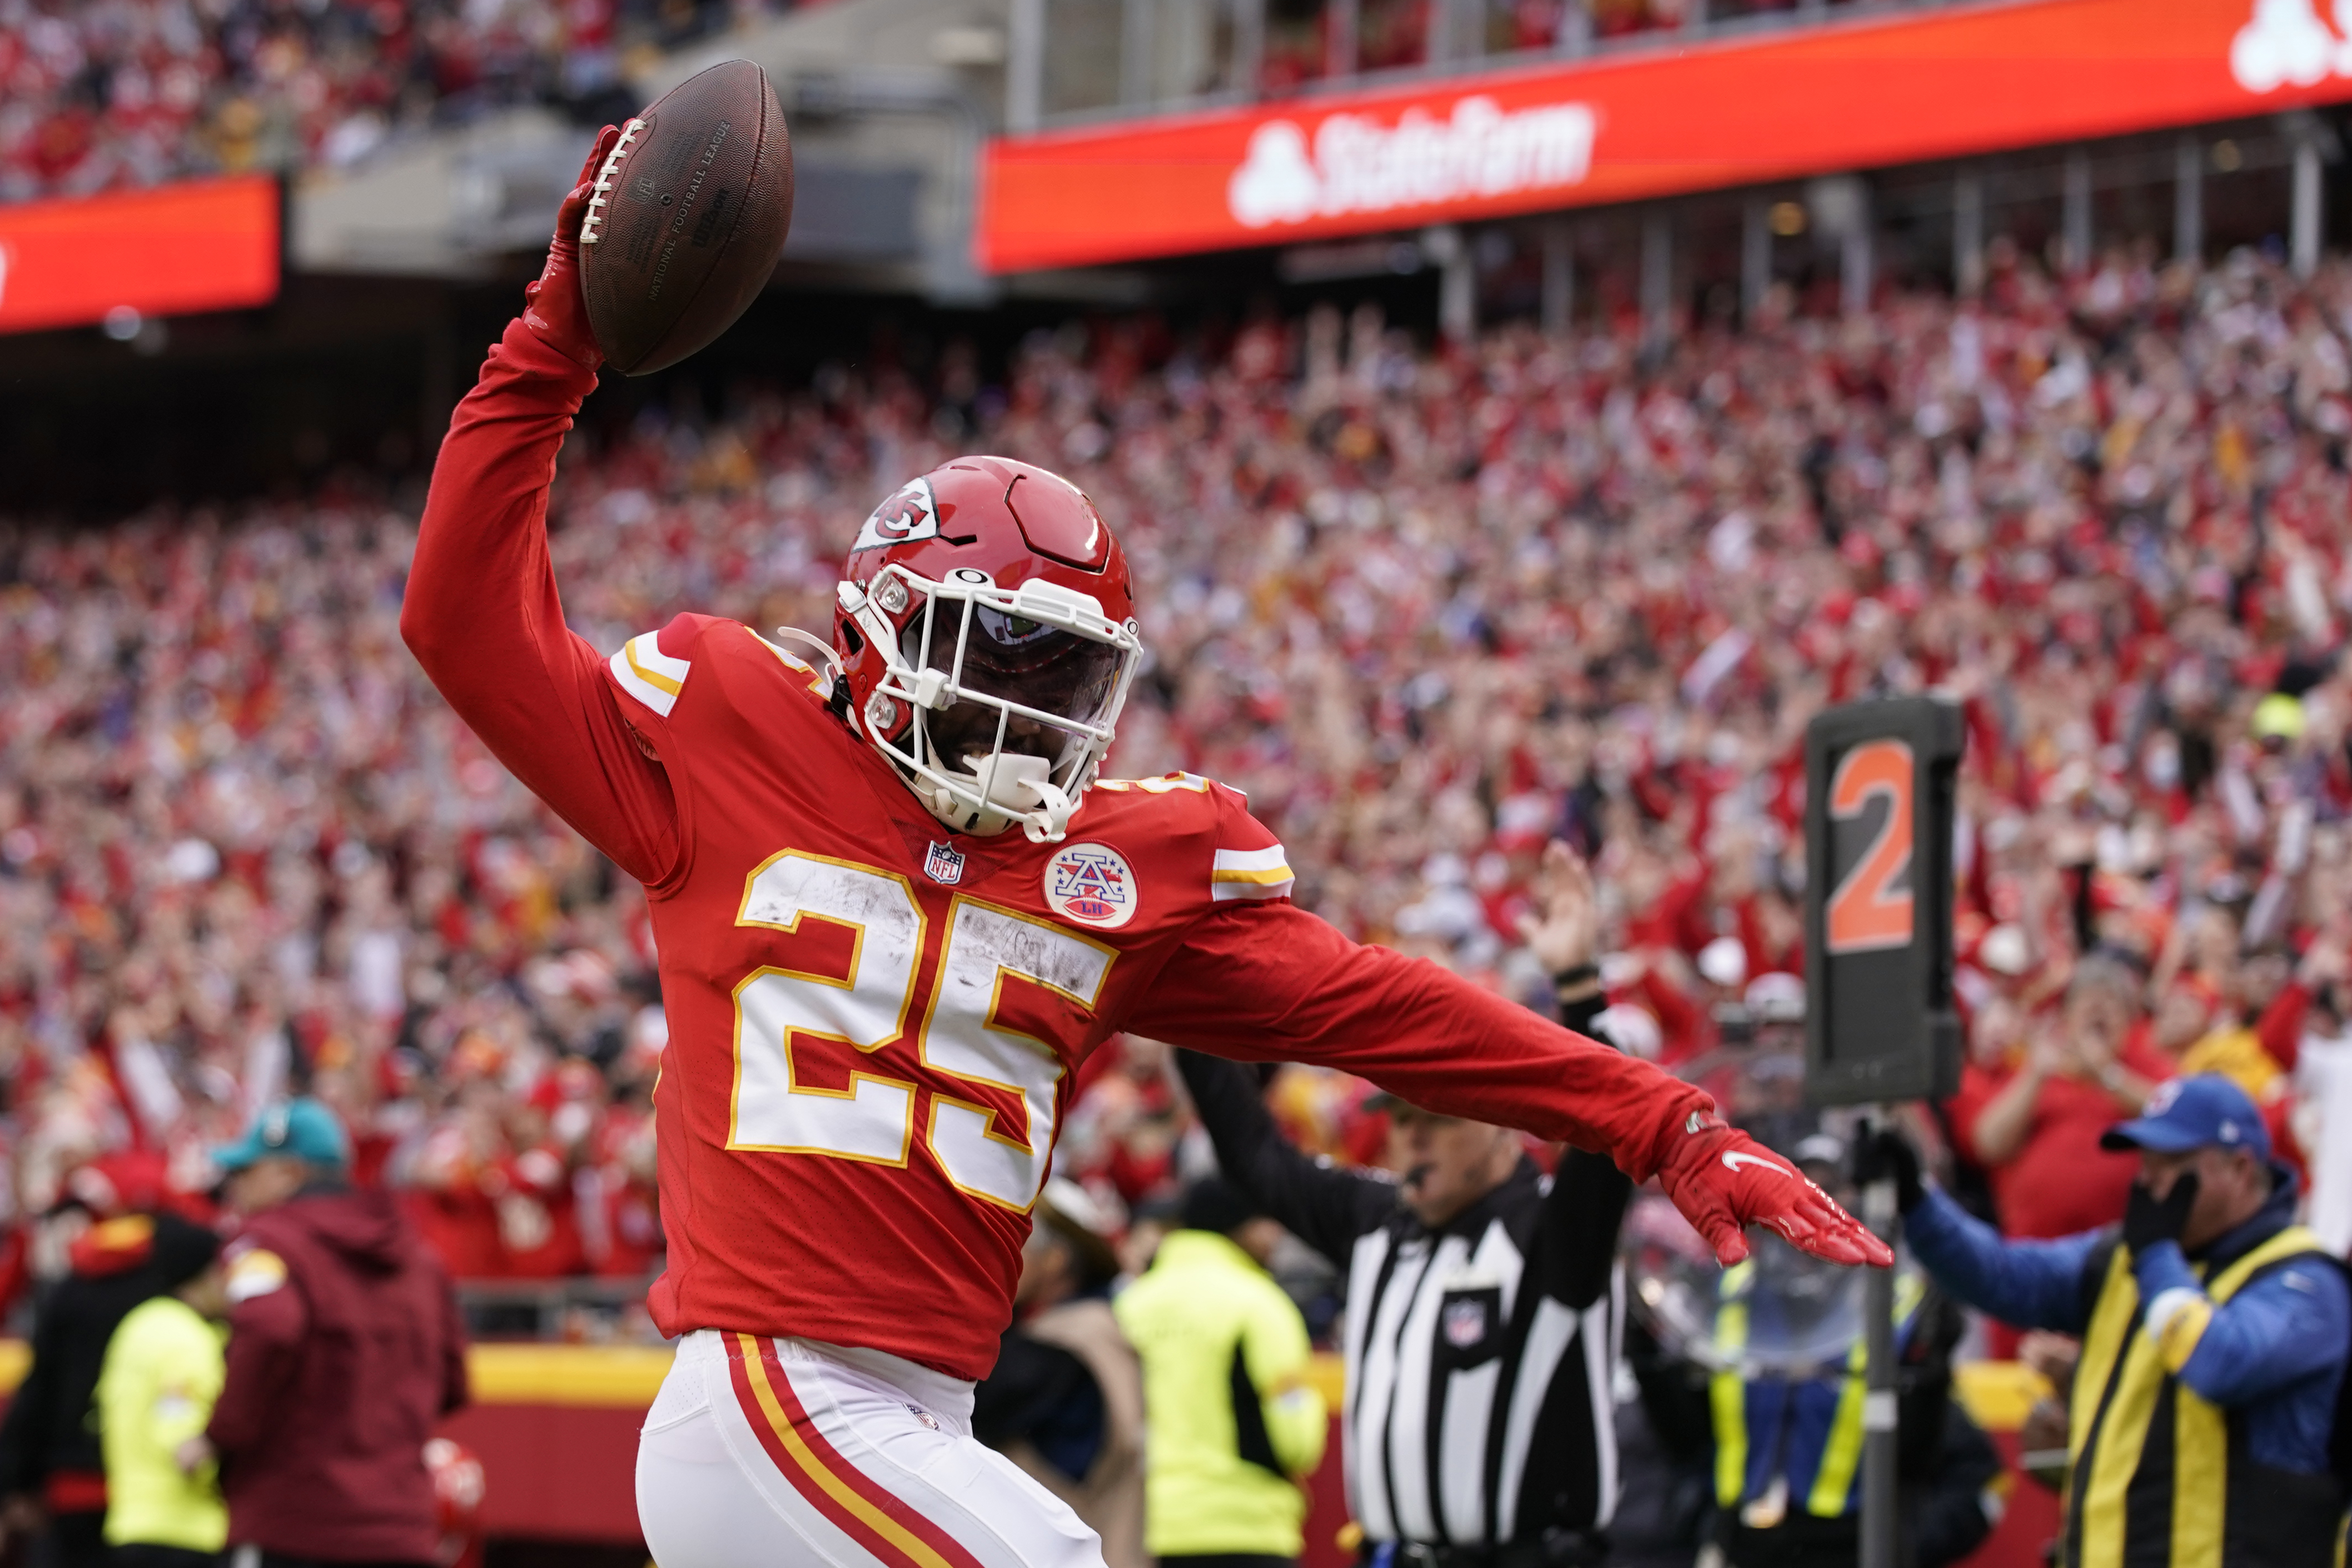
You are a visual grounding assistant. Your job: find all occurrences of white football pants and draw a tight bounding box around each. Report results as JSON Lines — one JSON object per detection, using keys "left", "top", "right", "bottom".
{"left": 637, "top": 1330, "right": 1107, "bottom": 1568}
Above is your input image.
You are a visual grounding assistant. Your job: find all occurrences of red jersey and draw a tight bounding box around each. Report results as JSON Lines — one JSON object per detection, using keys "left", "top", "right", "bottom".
{"left": 405, "top": 316, "right": 1717, "bottom": 1380}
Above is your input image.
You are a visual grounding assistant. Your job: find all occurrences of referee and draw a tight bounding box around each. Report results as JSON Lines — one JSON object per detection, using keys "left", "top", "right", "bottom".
{"left": 1176, "top": 842, "right": 1632, "bottom": 1568}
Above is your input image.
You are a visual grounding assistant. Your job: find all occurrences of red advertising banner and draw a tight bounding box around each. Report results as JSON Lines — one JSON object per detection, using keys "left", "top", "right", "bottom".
{"left": 0, "top": 175, "right": 280, "bottom": 335}
{"left": 980, "top": 0, "right": 2352, "bottom": 272}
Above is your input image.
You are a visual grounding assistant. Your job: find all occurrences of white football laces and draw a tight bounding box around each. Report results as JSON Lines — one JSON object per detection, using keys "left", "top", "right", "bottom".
{"left": 579, "top": 118, "right": 644, "bottom": 246}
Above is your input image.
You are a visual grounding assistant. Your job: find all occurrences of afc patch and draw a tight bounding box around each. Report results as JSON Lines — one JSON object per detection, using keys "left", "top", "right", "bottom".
{"left": 1044, "top": 842, "right": 1137, "bottom": 929}
{"left": 851, "top": 476, "right": 941, "bottom": 552}
{"left": 924, "top": 840, "right": 966, "bottom": 885}
{"left": 1442, "top": 1296, "right": 1490, "bottom": 1348}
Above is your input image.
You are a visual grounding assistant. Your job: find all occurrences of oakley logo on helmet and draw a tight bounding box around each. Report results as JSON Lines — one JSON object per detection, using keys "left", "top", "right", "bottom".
{"left": 852, "top": 477, "right": 942, "bottom": 553}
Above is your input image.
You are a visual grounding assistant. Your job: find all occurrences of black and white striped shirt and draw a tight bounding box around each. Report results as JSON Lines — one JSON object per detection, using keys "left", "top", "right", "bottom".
{"left": 1178, "top": 1032, "right": 1632, "bottom": 1550}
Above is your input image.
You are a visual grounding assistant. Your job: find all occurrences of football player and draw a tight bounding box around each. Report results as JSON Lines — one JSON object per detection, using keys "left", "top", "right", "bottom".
{"left": 401, "top": 135, "right": 1891, "bottom": 1568}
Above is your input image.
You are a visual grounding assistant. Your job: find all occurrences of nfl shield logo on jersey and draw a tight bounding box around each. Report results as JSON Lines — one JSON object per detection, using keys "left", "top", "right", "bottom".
{"left": 924, "top": 840, "right": 966, "bottom": 885}
{"left": 1043, "top": 843, "right": 1137, "bottom": 929}
{"left": 1443, "top": 1297, "right": 1490, "bottom": 1348}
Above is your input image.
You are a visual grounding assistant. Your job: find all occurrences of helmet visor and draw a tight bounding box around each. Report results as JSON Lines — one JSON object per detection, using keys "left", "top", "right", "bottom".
{"left": 903, "top": 605, "right": 1128, "bottom": 771}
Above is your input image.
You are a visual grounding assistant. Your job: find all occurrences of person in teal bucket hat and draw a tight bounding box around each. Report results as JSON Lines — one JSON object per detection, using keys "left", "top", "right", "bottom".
{"left": 198, "top": 1098, "right": 470, "bottom": 1568}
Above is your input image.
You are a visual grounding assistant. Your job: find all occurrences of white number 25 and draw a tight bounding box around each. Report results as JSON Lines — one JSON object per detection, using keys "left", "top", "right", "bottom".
{"left": 728, "top": 852, "right": 1112, "bottom": 1211}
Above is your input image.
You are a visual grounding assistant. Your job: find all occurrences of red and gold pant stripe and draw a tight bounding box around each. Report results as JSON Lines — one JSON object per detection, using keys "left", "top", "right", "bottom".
{"left": 725, "top": 1333, "right": 988, "bottom": 1568}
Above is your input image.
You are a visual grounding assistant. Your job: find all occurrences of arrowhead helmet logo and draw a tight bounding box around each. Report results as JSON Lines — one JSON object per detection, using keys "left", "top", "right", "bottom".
{"left": 852, "top": 476, "right": 943, "bottom": 553}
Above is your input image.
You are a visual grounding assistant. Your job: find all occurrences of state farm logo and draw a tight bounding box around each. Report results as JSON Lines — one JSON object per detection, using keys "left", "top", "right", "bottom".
{"left": 2232, "top": 0, "right": 2352, "bottom": 92}
{"left": 1227, "top": 96, "right": 1596, "bottom": 231}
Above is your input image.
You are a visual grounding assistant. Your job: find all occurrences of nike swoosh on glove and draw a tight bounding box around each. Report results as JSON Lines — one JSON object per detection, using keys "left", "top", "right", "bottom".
{"left": 1657, "top": 1116, "right": 1894, "bottom": 1268}
{"left": 521, "top": 122, "right": 621, "bottom": 369}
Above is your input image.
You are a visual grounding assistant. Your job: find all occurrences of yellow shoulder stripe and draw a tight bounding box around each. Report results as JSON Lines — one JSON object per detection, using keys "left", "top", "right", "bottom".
{"left": 608, "top": 631, "right": 690, "bottom": 718}
{"left": 625, "top": 640, "right": 682, "bottom": 695}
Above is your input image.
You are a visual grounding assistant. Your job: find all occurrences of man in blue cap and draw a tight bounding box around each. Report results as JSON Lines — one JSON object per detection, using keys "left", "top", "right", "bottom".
{"left": 197, "top": 1098, "right": 468, "bottom": 1568}
{"left": 1860, "top": 1073, "right": 2348, "bottom": 1568}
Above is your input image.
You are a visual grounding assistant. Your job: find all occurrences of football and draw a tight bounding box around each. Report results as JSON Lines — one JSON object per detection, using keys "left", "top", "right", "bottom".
{"left": 579, "top": 59, "right": 794, "bottom": 376}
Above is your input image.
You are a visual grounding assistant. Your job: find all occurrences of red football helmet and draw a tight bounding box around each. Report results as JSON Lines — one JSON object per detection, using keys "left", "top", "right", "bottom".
{"left": 831, "top": 456, "right": 1143, "bottom": 843}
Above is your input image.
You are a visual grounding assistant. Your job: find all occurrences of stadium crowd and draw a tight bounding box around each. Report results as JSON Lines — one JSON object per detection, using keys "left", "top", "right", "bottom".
{"left": 0, "top": 0, "right": 769, "bottom": 202}
{"left": 1, "top": 0, "right": 1973, "bottom": 200}
{"left": 3, "top": 242, "right": 2352, "bottom": 1320}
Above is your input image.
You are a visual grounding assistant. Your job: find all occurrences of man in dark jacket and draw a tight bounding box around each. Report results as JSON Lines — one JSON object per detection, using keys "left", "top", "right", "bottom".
{"left": 195, "top": 1098, "right": 469, "bottom": 1568}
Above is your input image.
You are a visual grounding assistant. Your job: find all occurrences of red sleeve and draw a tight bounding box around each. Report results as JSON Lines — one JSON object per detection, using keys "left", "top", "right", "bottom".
{"left": 2255, "top": 980, "right": 2310, "bottom": 1073}
{"left": 400, "top": 313, "right": 679, "bottom": 885}
{"left": 1127, "top": 901, "right": 1713, "bottom": 1183}
{"left": 206, "top": 1272, "right": 308, "bottom": 1457}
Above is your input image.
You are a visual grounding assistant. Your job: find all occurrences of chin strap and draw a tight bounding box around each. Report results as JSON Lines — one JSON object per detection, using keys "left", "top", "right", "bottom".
{"left": 768, "top": 625, "right": 846, "bottom": 695}
{"left": 1020, "top": 780, "right": 1076, "bottom": 844}
{"left": 924, "top": 760, "right": 1076, "bottom": 844}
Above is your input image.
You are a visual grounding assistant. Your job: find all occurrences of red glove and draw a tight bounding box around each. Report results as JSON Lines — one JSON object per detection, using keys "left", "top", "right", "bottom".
{"left": 520, "top": 122, "right": 621, "bottom": 369}
{"left": 1657, "top": 1114, "right": 1893, "bottom": 1268}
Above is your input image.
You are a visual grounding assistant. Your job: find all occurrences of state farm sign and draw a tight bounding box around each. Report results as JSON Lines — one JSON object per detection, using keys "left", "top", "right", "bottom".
{"left": 979, "top": 0, "right": 2352, "bottom": 272}
{"left": 1228, "top": 97, "right": 1596, "bottom": 230}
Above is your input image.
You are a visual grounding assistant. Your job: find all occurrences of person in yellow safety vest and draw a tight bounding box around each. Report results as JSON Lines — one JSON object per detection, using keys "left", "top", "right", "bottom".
{"left": 1114, "top": 1176, "right": 1329, "bottom": 1568}
{"left": 1708, "top": 1133, "right": 2003, "bottom": 1568}
{"left": 93, "top": 1214, "right": 229, "bottom": 1568}
{"left": 1861, "top": 1073, "right": 2352, "bottom": 1568}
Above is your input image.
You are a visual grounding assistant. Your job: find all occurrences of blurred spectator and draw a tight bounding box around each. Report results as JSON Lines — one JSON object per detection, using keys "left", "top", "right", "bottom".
{"left": 0, "top": 1207, "right": 201, "bottom": 1568}
{"left": 973, "top": 1178, "right": 1146, "bottom": 1568}
{"left": 1948, "top": 955, "right": 2168, "bottom": 1245}
{"left": 1112, "top": 1176, "right": 1326, "bottom": 1568}
{"left": 200, "top": 1098, "right": 469, "bottom": 1567}
{"left": 1709, "top": 1133, "right": 1998, "bottom": 1568}
{"left": 1877, "top": 1077, "right": 2352, "bottom": 1566}
{"left": 94, "top": 1213, "right": 227, "bottom": 1568}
